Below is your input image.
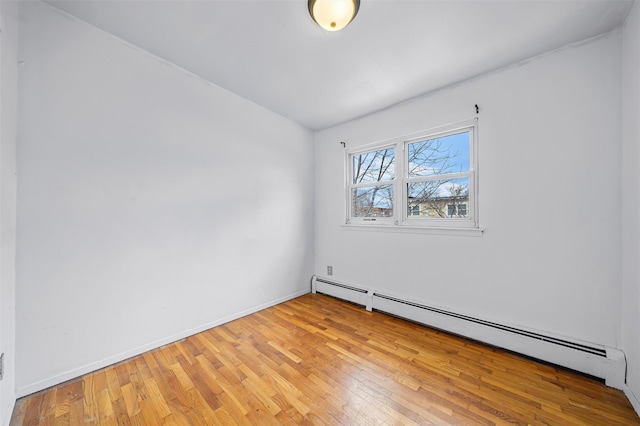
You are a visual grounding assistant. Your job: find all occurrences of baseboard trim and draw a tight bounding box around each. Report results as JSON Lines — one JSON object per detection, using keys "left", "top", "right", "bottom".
{"left": 16, "top": 289, "right": 310, "bottom": 398}
{"left": 624, "top": 384, "right": 640, "bottom": 417}
{"left": 1, "top": 397, "right": 16, "bottom": 426}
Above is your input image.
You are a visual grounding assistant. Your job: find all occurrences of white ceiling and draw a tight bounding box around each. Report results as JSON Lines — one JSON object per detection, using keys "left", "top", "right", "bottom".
{"left": 46, "top": 0, "right": 634, "bottom": 130}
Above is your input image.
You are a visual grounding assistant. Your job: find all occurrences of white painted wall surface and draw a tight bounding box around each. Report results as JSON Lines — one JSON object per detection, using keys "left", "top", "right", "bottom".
{"left": 622, "top": 1, "right": 640, "bottom": 411}
{"left": 0, "top": 1, "right": 18, "bottom": 423}
{"left": 16, "top": 2, "right": 314, "bottom": 394}
{"left": 315, "top": 33, "right": 622, "bottom": 348}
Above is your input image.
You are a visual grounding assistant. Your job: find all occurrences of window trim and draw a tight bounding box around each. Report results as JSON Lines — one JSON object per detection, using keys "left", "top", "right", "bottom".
{"left": 345, "top": 118, "right": 479, "bottom": 230}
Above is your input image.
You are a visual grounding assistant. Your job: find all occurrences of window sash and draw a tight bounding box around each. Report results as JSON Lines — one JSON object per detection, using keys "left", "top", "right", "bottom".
{"left": 347, "top": 144, "right": 396, "bottom": 223}
{"left": 401, "top": 122, "right": 476, "bottom": 227}
{"left": 351, "top": 147, "right": 395, "bottom": 184}
{"left": 350, "top": 185, "right": 394, "bottom": 218}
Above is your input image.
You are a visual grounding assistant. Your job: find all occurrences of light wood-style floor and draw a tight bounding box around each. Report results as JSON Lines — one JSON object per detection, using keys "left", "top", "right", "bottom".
{"left": 10, "top": 293, "right": 640, "bottom": 425}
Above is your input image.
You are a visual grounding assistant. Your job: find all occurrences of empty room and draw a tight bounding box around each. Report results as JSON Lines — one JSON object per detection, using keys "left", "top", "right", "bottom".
{"left": 1, "top": 0, "right": 640, "bottom": 424}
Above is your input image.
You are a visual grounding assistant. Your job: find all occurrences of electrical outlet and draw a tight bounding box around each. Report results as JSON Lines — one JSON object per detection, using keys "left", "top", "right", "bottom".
{"left": 0, "top": 353, "right": 4, "bottom": 381}
{"left": 327, "top": 265, "right": 333, "bottom": 276}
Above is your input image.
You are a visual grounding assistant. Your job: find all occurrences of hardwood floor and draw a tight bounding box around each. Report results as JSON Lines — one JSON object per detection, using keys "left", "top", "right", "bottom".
{"left": 10, "top": 293, "right": 640, "bottom": 425}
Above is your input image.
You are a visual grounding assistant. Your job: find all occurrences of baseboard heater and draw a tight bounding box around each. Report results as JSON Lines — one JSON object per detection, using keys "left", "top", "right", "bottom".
{"left": 311, "top": 276, "right": 626, "bottom": 390}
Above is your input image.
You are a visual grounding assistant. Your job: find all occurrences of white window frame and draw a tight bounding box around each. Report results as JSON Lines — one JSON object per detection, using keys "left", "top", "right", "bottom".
{"left": 345, "top": 118, "right": 479, "bottom": 230}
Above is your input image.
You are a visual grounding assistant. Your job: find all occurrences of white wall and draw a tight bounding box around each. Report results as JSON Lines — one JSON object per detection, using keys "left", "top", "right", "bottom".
{"left": 0, "top": 1, "right": 18, "bottom": 424}
{"left": 622, "top": 1, "right": 640, "bottom": 411}
{"left": 315, "top": 33, "right": 622, "bottom": 348}
{"left": 16, "top": 2, "right": 314, "bottom": 394}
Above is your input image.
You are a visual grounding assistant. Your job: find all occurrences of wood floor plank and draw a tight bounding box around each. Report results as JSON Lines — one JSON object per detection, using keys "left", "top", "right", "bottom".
{"left": 11, "top": 293, "right": 640, "bottom": 425}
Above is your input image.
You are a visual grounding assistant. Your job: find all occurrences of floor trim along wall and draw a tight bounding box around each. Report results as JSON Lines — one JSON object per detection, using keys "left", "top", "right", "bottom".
{"left": 626, "top": 385, "right": 640, "bottom": 417}
{"left": 311, "top": 275, "right": 627, "bottom": 391}
{"left": 16, "top": 288, "right": 310, "bottom": 398}
{"left": 2, "top": 398, "right": 16, "bottom": 426}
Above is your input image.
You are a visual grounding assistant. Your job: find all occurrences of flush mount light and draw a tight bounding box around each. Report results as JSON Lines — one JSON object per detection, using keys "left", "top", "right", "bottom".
{"left": 308, "top": 0, "right": 360, "bottom": 32}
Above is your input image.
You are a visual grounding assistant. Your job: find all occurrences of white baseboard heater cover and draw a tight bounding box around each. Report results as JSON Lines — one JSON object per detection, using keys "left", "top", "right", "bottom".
{"left": 311, "top": 276, "right": 626, "bottom": 390}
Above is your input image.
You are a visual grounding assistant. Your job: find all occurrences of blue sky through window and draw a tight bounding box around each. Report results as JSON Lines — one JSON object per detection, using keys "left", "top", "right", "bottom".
{"left": 408, "top": 131, "right": 469, "bottom": 177}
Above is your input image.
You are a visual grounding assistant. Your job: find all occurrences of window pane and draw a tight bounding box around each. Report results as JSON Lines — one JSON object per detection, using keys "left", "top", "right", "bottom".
{"left": 352, "top": 185, "right": 394, "bottom": 217}
{"left": 352, "top": 148, "right": 395, "bottom": 184}
{"left": 407, "top": 131, "right": 469, "bottom": 178}
{"left": 407, "top": 177, "right": 469, "bottom": 218}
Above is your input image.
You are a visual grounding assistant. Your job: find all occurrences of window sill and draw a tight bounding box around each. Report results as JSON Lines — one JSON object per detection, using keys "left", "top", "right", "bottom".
{"left": 342, "top": 223, "right": 485, "bottom": 237}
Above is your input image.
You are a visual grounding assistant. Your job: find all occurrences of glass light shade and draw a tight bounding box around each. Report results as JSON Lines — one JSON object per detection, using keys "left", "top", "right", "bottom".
{"left": 308, "top": 0, "right": 360, "bottom": 32}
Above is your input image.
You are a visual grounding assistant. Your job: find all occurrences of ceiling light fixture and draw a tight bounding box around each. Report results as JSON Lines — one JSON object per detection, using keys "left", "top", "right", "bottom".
{"left": 308, "top": 0, "right": 360, "bottom": 32}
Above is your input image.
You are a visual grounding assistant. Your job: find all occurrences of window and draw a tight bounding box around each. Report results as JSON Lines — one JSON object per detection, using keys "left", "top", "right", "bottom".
{"left": 447, "top": 203, "right": 468, "bottom": 218}
{"left": 349, "top": 146, "right": 395, "bottom": 220}
{"left": 346, "top": 119, "right": 478, "bottom": 229}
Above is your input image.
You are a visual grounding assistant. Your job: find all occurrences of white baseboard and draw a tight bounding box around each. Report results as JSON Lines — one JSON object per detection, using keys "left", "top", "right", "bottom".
{"left": 1, "top": 397, "right": 16, "bottom": 426}
{"left": 16, "top": 289, "right": 309, "bottom": 398}
{"left": 624, "top": 384, "right": 640, "bottom": 417}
